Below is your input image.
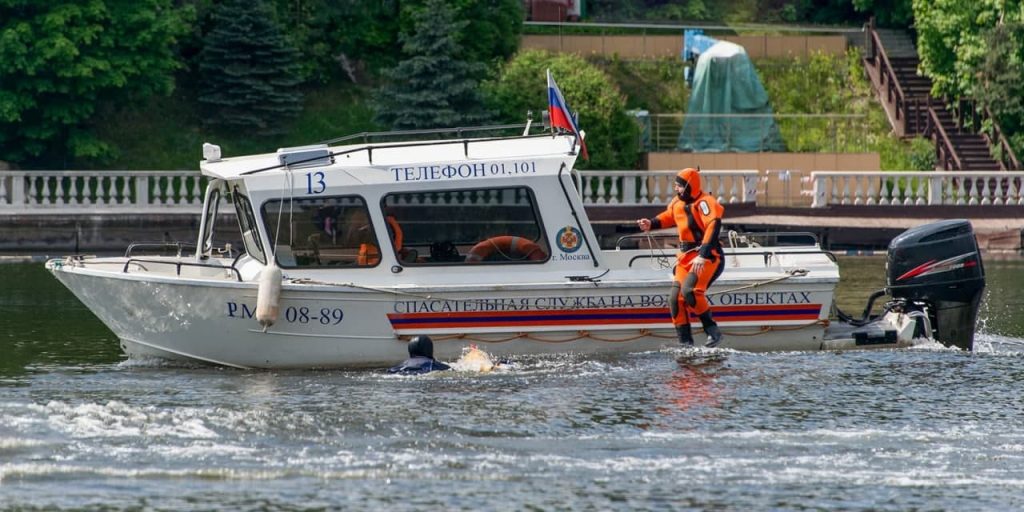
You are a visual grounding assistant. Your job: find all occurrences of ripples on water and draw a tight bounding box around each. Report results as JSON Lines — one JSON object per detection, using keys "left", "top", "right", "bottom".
{"left": 2, "top": 260, "right": 1024, "bottom": 510}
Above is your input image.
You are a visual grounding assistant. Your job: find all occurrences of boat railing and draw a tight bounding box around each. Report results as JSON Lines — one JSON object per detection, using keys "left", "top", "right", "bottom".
{"left": 243, "top": 129, "right": 560, "bottom": 175}
{"left": 317, "top": 123, "right": 535, "bottom": 146}
{"left": 626, "top": 249, "right": 837, "bottom": 268}
{"left": 125, "top": 241, "right": 198, "bottom": 258}
{"left": 122, "top": 257, "right": 243, "bottom": 282}
{"left": 615, "top": 230, "right": 820, "bottom": 249}
{"left": 576, "top": 170, "right": 759, "bottom": 206}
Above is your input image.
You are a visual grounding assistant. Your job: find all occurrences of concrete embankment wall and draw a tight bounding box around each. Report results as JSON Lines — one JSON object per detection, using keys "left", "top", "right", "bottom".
{"left": 0, "top": 214, "right": 219, "bottom": 254}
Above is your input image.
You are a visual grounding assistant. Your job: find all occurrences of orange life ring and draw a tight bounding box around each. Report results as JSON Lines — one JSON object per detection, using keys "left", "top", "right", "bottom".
{"left": 465, "top": 236, "right": 546, "bottom": 263}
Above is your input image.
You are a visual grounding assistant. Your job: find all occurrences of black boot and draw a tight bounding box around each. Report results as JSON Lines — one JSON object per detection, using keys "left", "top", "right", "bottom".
{"left": 699, "top": 311, "right": 723, "bottom": 348}
{"left": 675, "top": 324, "right": 694, "bottom": 346}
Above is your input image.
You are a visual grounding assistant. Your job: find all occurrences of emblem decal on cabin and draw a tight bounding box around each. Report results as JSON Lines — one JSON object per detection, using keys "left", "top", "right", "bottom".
{"left": 556, "top": 226, "right": 582, "bottom": 253}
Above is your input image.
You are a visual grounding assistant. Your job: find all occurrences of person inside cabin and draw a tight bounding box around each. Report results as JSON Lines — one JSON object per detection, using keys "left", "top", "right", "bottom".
{"left": 636, "top": 168, "right": 725, "bottom": 348}
{"left": 314, "top": 204, "right": 341, "bottom": 243}
{"left": 342, "top": 208, "right": 380, "bottom": 266}
{"left": 388, "top": 335, "right": 451, "bottom": 375}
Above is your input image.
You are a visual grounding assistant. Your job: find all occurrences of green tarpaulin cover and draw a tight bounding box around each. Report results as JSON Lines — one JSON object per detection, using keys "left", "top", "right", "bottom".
{"left": 678, "top": 41, "right": 786, "bottom": 152}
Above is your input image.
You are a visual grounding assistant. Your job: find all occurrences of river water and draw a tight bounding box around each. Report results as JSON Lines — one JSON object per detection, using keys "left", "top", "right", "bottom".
{"left": 2, "top": 257, "right": 1024, "bottom": 510}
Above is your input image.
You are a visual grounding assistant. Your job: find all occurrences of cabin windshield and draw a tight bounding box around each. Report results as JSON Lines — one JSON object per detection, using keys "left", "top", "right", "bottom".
{"left": 381, "top": 186, "right": 549, "bottom": 265}
{"left": 261, "top": 195, "right": 381, "bottom": 268}
{"left": 231, "top": 188, "right": 266, "bottom": 264}
{"left": 200, "top": 186, "right": 221, "bottom": 256}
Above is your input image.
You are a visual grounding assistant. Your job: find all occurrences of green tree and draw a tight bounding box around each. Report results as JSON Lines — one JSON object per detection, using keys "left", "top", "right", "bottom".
{"left": 0, "top": 0, "right": 192, "bottom": 165}
{"left": 374, "top": 0, "right": 491, "bottom": 130}
{"left": 401, "top": 0, "right": 523, "bottom": 67}
{"left": 270, "top": 0, "right": 519, "bottom": 85}
{"left": 911, "top": 0, "right": 1024, "bottom": 99}
{"left": 975, "top": 23, "right": 1024, "bottom": 160}
{"left": 271, "top": 0, "right": 401, "bottom": 83}
{"left": 197, "top": 0, "right": 303, "bottom": 135}
{"left": 914, "top": 1, "right": 1024, "bottom": 160}
{"left": 457, "top": 0, "right": 523, "bottom": 65}
{"left": 852, "top": 0, "right": 913, "bottom": 27}
{"left": 488, "top": 49, "right": 639, "bottom": 169}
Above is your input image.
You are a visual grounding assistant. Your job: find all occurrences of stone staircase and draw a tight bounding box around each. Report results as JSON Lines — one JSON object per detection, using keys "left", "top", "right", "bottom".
{"left": 868, "top": 28, "right": 1002, "bottom": 171}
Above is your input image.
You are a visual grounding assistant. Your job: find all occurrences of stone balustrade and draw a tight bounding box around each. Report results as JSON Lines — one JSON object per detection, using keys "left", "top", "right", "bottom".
{"left": 0, "top": 171, "right": 207, "bottom": 214}
{"left": 576, "top": 170, "right": 759, "bottom": 206}
{"left": 809, "top": 171, "right": 1024, "bottom": 207}
{"left": 3, "top": 169, "right": 1023, "bottom": 214}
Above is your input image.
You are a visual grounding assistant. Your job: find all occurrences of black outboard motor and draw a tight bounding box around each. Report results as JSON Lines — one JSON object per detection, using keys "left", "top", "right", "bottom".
{"left": 886, "top": 219, "right": 985, "bottom": 350}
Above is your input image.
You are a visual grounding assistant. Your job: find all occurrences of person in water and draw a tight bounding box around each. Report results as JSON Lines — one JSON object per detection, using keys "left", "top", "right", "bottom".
{"left": 637, "top": 168, "right": 725, "bottom": 347}
{"left": 388, "top": 335, "right": 451, "bottom": 374}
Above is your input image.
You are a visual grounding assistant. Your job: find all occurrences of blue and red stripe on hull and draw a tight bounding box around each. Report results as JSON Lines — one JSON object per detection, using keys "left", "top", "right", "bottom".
{"left": 388, "top": 304, "right": 822, "bottom": 331}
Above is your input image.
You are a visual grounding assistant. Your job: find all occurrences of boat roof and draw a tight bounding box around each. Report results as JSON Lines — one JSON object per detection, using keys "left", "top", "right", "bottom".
{"left": 199, "top": 132, "right": 582, "bottom": 181}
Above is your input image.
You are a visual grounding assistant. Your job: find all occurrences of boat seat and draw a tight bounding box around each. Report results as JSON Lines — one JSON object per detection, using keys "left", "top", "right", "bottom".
{"left": 275, "top": 245, "right": 297, "bottom": 267}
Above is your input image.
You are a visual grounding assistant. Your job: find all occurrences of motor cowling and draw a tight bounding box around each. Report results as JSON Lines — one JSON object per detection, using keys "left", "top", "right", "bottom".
{"left": 886, "top": 219, "right": 985, "bottom": 350}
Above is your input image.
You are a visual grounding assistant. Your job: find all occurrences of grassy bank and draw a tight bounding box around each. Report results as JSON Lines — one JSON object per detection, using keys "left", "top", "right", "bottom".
{"left": 599, "top": 49, "right": 933, "bottom": 169}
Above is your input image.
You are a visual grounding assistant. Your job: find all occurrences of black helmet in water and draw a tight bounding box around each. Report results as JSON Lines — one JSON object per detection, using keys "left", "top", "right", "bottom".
{"left": 407, "top": 335, "right": 435, "bottom": 359}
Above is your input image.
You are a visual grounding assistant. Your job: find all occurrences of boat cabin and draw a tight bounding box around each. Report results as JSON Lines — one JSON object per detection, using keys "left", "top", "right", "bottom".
{"left": 198, "top": 132, "right": 601, "bottom": 281}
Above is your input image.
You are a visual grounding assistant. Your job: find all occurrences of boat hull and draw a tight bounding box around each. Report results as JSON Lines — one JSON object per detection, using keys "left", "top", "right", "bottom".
{"left": 49, "top": 260, "right": 835, "bottom": 368}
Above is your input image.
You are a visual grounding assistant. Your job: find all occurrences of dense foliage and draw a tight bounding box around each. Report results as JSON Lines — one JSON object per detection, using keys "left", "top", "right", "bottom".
{"left": 270, "top": 0, "right": 402, "bottom": 83}
{"left": 1, "top": 0, "right": 972, "bottom": 170}
{"left": 488, "top": 50, "right": 639, "bottom": 169}
{"left": 914, "top": 0, "right": 1024, "bottom": 160}
{"left": 760, "top": 50, "right": 933, "bottom": 169}
{"left": 975, "top": 23, "right": 1024, "bottom": 157}
{"left": 197, "top": 0, "right": 303, "bottom": 135}
{"left": 0, "top": 0, "right": 192, "bottom": 164}
{"left": 599, "top": 57, "right": 690, "bottom": 112}
{"left": 852, "top": 0, "right": 913, "bottom": 27}
{"left": 404, "top": 0, "right": 523, "bottom": 67}
{"left": 269, "top": 0, "right": 521, "bottom": 84}
{"left": 374, "top": 0, "right": 492, "bottom": 130}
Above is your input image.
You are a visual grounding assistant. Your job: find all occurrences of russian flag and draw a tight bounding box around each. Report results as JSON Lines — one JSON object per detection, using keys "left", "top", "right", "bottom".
{"left": 547, "top": 69, "right": 589, "bottom": 160}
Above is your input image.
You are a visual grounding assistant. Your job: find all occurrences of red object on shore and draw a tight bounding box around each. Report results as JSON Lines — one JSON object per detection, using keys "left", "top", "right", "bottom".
{"left": 527, "top": 0, "right": 578, "bottom": 22}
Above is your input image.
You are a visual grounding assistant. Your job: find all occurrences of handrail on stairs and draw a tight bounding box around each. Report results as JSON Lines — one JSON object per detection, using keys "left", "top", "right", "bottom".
{"left": 865, "top": 17, "right": 923, "bottom": 136}
{"left": 952, "top": 99, "right": 1022, "bottom": 170}
{"left": 986, "top": 106, "right": 1022, "bottom": 170}
{"left": 925, "top": 101, "right": 964, "bottom": 171}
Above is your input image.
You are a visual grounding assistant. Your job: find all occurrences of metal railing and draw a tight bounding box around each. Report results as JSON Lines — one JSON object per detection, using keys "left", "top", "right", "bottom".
{"left": 924, "top": 105, "right": 964, "bottom": 171}
{"left": 577, "top": 170, "right": 759, "bottom": 205}
{"left": 640, "top": 113, "right": 870, "bottom": 152}
{"left": 525, "top": 21, "right": 863, "bottom": 34}
{"left": 951, "top": 99, "right": 1022, "bottom": 171}
{"left": 0, "top": 170, "right": 207, "bottom": 213}
{"left": 809, "top": 171, "right": 1024, "bottom": 207}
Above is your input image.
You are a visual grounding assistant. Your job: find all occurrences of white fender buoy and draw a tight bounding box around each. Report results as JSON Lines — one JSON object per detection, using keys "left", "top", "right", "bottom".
{"left": 256, "top": 263, "right": 282, "bottom": 330}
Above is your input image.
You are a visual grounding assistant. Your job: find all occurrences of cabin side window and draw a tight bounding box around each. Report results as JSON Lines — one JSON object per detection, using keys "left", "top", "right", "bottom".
{"left": 261, "top": 195, "right": 381, "bottom": 268}
{"left": 231, "top": 188, "right": 267, "bottom": 264}
{"left": 381, "top": 186, "right": 549, "bottom": 265}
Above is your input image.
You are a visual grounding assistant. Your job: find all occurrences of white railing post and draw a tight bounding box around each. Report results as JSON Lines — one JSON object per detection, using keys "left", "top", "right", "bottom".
{"left": 928, "top": 174, "right": 944, "bottom": 205}
{"left": 136, "top": 175, "right": 149, "bottom": 207}
{"left": 811, "top": 173, "right": 826, "bottom": 207}
{"left": 743, "top": 175, "right": 758, "bottom": 203}
{"left": 621, "top": 174, "right": 635, "bottom": 205}
{"left": 12, "top": 172, "right": 25, "bottom": 207}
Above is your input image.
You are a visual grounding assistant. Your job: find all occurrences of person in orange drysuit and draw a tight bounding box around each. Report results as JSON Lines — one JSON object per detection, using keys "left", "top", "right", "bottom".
{"left": 637, "top": 168, "right": 725, "bottom": 347}
{"left": 357, "top": 214, "right": 405, "bottom": 266}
